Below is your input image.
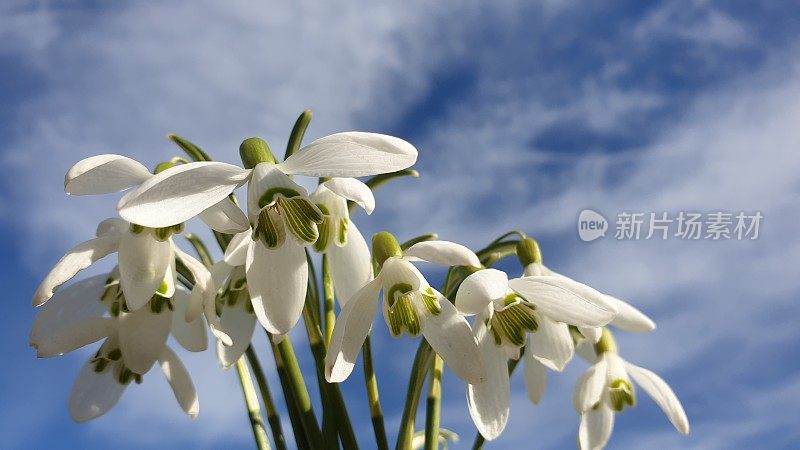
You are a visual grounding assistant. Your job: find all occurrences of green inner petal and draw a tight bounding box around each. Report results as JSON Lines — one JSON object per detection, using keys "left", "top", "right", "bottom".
{"left": 258, "top": 187, "right": 302, "bottom": 209}
{"left": 336, "top": 217, "right": 349, "bottom": 246}
{"left": 387, "top": 293, "right": 422, "bottom": 337}
{"left": 420, "top": 288, "right": 442, "bottom": 316}
{"left": 254, "top": 208, "right": 285, "bottom": 249}
{"left": 490, "top": 303, "right": 538, "bottom": 347}
{"left": 313, "top": 215, "right": 332, "bottom": 253}
{"left": 279, "top": 197, "right": 323, "bottom": 244}
{"left": 609, "top": 379, "right": 636, "bottom": 412}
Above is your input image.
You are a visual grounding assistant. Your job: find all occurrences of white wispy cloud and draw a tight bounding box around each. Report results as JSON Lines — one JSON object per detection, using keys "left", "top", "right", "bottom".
{"left": 4, "top": 1, "right": 799, "bottom": 449}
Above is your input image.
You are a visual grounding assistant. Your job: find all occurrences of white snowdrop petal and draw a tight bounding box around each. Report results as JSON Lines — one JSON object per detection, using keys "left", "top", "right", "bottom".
{"left": 329, "top": 222, "right": 373, "bottom": 307}
{"left": 279, "top": 132, "right": 417, "bottom": 178}
{"left": 524, "top": 348, "right": 548, "bottom": 404}
{"left": 216, "top": 302, "right": 257, "bottom": 368}
{"left": 625, "top": 361, "right": 690, "bottom": 434}
{"left": 65, "top": 154, "right": 152, "bottom": 196}
{"left": 421, "top": 291, "right": 484, "bottom": 384}
{"left": 530, "top": 315, "right": 574, "bottom": 371}
{"left": 246, "top": 239, "right": 307, "bottom": 335}
{"left": 578, "top": 405, "right": 615, "bottom": 450}
{"left": 118, "top": 306, "right": 173, "bottom": 374}
{"left": 323, "top": 177, "right": 376, "bottom": 214}
{"left": 33, "top": 236, "right": 120, "bottom": 307}
{"left": 573, "top": 358, "right": 608, "bottom": 413}
{"left": 118, "top": 231, "right": 172, "bottom": 311}
{"left": 199, "top": 197, "right": 250, "bottom": 234}
{"left": 69, "top": 355, "right": 127, "bottom": 422}
{"left": 607, "top": 295, "right": 656, "bottom": 332}
{"left": 455, "top": 269, "right": 509, "bottom": 316}
{"left": 508, "top": 276, "right": 618, "bottom": 327}
{"left": 159, "top": 346, "right": 199, "bottom": 418}
{"left": 466, "top": 323, "right": 510, "bottom": 441}
{"left": 171, "top": 287, "right": 208, "bottom": 352}
{"left": 118, "top": 161, "right": 250, "bottom": 228}
{"left": 404, "top": 240, "right": 480, "bottom": 268}
{"left": 325, "top": 278, "right": 381, "bottom": 383}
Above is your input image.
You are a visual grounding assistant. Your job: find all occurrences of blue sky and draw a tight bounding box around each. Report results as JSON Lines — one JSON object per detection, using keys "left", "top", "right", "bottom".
{"left": 2, "top": 1, "right": 800, "bottom": 448}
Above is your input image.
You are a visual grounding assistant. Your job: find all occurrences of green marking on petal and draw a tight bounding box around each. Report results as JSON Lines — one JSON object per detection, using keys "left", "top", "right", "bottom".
{"left": 93, "top": 358, "right": 109, "bottom": 373}
{"left": 258, "top": 187, "right": 302, "bottom": 209}
{"left": 279, "top": 197, "right": 323, "bottom": 244}
{"left": 337, "top": 217, "right": 349, "bottom": 246}
{"left": 386, "top": 283, "right": 414, "bottom": 308}
{"left": 153, "top": 227, "right": 172, "bottom": 241}
{"left": 490, "top": 303, "right": 538, "bottom": 347}
{"left": 129, "top": 224, "right": 144, "bottom": 234}
{"left": 420, "top": 287, "right": 441, "bottom": 315}
{"left": 255, "top": 208, "right": 285, "bottom": 249}
{"left": 314, "top": 215, "right": 332, "bottom": 253}
{"left": 387, "top": 292, "right": 422, "bottom": 337}
{"left": 107, "top": 348, "right": 122, "bottom": 361}
{"left": 609, "top": 379, "right": 636, "bottom": 411}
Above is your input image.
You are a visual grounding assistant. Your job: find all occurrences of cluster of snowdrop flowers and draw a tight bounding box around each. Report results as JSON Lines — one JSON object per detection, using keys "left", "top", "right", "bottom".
{"left": 30, "top": 112, "right": 688, "bottom": 450}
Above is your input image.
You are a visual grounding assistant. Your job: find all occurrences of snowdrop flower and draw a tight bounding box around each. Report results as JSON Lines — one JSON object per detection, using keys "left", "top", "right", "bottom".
{"left": 310, "top": 180, "right": 373, "bottom": 306}
{"left": 30, "top": 272, "right": 206, "bottom": 421}
{"left": 573, "top": 329, "right": 689, "bottom": 450}
{"left": 32, "top": 217, "right": 229, "bottom": 348}
{"left": 325, "top": 232, "right": 484, "bottom": 384}
{"left": 514, "top": 238, "right": 656, "bottom": 405}
{"left": 118, "top": 133, "right": 417, "bottom": 336}
{"left": 64, "top": 154, "right": 250, "bottom": 234}
{"left": 517, "top": 238, "right": 655, "bottom": 344}
{"left": 213, "top": 263, "right": 258, "bottom": 368}
{"left": 454, "top": 259, "right": 619, "bottom": 440}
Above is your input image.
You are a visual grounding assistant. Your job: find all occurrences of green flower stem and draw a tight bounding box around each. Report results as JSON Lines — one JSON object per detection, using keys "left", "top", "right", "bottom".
{"left": 274, "top": 335, "right": 324, "bottom": 449}
{"left": 424, "top": 355, "right": 444, "bottom": 450}
{"left": 362, "top": 335, "right": 389, "bottom": 450}
{"left": 470, "top": 358, "right": 521, "bottom": 450}
{"left": 396, "top": 341, "right": 434, "bottom": 450}
{"left": 246, "top": 346, "right": 288, "bottom": 450}
{"left": 486, "top": 230, "right": 528, "bottom": 246}
{"left": 300, "top": 301, "right": 359, "bottom": 449}
{"left": 322, "top": 253, "right": 335, "bottom": 348}
{"left": 235, "top": 356, "right": 271, "bottom": 450}
{"left": 184, "top": 233, "right": 214, "bottom": 267}
{"left": 184, "top": 233, "right": 274, "bottom": 450}
{"left": 269, "top": 339, "right": 311, "bottom": 450}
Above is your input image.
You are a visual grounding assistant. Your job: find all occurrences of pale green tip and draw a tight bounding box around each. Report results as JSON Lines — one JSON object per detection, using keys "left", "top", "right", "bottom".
{"left": 372, "top": 231, "right": 402, "bottom": 272}
{"left": 516, "top": 237, "right": 543, "bottom": 267}
{"left": 239, "top": 137, "right": 276, "bottom": 169}
{"left": 594, "top": 328, "right": 618, "bottom": 355}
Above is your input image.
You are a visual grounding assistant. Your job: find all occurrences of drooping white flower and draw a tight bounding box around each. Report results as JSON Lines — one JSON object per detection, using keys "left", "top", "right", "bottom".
{"left": 573, "top": 331, "right": 689, "bottom": 450}
{"left": 64, "top": 154, "right": 250, "bottom": 234}
{"left": 325, "top": 234, "right": 484, "bottom": 385}
{"left": 30, "top": 272, "right": 206, "bottom": 421}
{"left": 117, "top": 133, "right": 417, "bottom": 336}
{"left": 454, "top": 267, "right": 619, "bottom": 440}
{"left": 32, "top": 217, "right": 229, "bottom": 348}
{"left": 310, "top": 179, "right": 374, "bottom": 305}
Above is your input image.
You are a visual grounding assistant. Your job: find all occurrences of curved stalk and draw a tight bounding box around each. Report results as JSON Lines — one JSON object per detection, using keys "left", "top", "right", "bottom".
{"left": 270, "top": 339, "right": 311, "bottom": 450}
{"left": 363, "top": 336, "right": 389, "bottom": 450}
{"left": 273, "top": 335, "right": 324, "bottom": 449}
{"left": 322, "top": 253, "right": 335, "bottom": 348}
{"left": 424, "top": 355, "right": 444, "bottom": 450}
{"left": 235, "top": 356, "right": 271, "bottom": 450}
{"left": 246, "top": 346, "right": 288, "bottom": 450}
{"left": 396, "top": 341, "right": 434, "bottom": 450}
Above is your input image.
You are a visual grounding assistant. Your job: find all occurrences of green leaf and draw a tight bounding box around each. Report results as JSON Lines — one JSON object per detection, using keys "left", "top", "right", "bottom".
{"left": 167, "top": 134, "right": 211, "bottom": 162}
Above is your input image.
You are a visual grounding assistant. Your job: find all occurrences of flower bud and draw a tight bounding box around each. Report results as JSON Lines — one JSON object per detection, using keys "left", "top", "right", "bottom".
{"left": 516, "top": 237, "right": 543, "bottom": 267}
{"left": 239, "top": 137, "right": 277, "bottom": 169}
{"left": 372, "top": 231, "right": 402, "bottom": 272}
